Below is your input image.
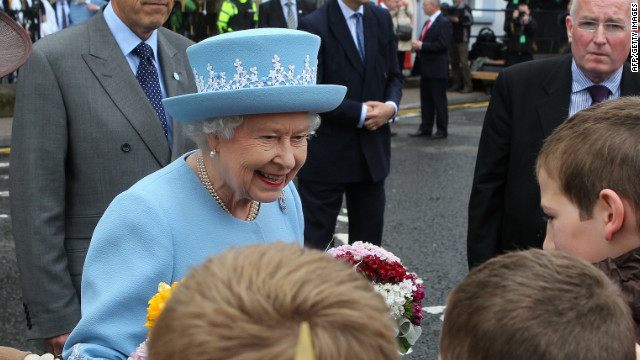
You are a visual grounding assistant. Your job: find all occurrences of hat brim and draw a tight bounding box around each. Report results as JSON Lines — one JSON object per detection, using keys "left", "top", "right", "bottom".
{"left": 163, "top": 85, "right": 347, "bottom": 121}
{"left": 0, "top": 12, "right": 33, "bottom": 78}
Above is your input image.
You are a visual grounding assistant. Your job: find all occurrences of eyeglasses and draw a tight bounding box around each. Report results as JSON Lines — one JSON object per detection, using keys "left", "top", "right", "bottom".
{"left": 575, "top": 20, "right": 627, "bottom": 34}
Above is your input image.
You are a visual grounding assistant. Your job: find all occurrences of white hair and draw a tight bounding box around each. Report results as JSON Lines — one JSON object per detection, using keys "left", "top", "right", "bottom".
{"left": 183, "top": 113, "right": 321, "bottom": 150}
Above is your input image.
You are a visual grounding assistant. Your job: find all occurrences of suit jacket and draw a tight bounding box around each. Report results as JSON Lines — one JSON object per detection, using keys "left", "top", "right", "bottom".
{"left": 257, "top": 0, "right": 316, "bottom": 28}
{"left": 467, "top": 54, "right": 640, "bottom": 268}
{"left": 415, "top": 14, "right": 452, "bottom": 79}
{"left": 297, "top": 0, "right": 403, "bottom": 183}
{"left": 10, "top": 11, "right": 196, "bottom": 339}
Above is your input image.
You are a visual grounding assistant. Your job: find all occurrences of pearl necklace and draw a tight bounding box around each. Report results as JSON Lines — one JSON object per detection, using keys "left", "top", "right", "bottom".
{"left": 196, "top": 152, "right": 259, "bottom": 221}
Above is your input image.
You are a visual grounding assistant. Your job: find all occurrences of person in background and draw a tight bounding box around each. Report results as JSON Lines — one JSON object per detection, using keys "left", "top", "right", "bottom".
{"left": 63, "top": 28, "right": 346, "bottom": 360}
{"left": 503, "top": 2, "right": 537, "bottom": 66}
{"left": 69, "top": 0, "right": 106, "bottom": 26}
{"left": 217, "top": 0, "right": 257, "bottom": 33}
{"left": 297, "top": 0, "right": 403, "bottom": 250}
{"left": 389, "top": 0, "right": 414, "bottom": 74}
{"left": 258, "top": 0, "right": 316, "bottom": 29}
{"left": 445, "top": 0, "right": 472, "bottom": 93}
{"left": 409, "top": 0, "right": 452, "bottom": 139}
{"left": 467, "top": 0, "right": 640, "bottom": 269}
{"left": 440, "top": 249, "right": 637, "bottom": 360}
{"left": 149, "top": 242, "right": 399, "bottom": 360}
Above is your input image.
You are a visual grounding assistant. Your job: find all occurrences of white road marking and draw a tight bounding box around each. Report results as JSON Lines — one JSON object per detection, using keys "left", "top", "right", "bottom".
{"left": 334, "top": 233, "right": 348, "bottom": 245}
{"left": 424, "top": 305, "right": 446, "bottom": 321}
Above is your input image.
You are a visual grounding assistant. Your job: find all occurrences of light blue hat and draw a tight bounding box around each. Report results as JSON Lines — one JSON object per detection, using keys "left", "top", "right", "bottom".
{"left": 163, "top": 28, "right": 347, "bottom": 121}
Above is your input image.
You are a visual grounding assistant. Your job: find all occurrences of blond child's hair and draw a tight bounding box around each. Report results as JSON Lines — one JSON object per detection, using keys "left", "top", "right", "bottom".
{"left": 149, "top": 242, "right": 399, "bottom": 360}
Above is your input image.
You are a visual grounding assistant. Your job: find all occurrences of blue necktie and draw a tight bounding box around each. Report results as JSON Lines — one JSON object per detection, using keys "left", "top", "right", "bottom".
{"left": 132, "top": 42, "right": 168, "bottom": 138}
{"left": 352, "top": 13, "right": 365, "bottom": 62}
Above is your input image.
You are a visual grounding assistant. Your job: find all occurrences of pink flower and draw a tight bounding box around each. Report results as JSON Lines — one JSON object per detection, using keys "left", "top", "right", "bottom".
{"left": 127, "top": 339, "right": 149, "bottom": 360}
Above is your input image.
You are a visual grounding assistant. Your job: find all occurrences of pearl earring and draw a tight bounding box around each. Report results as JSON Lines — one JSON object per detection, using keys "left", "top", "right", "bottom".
{"left": 209, "top": 149, "right": 217, "bottom": 158}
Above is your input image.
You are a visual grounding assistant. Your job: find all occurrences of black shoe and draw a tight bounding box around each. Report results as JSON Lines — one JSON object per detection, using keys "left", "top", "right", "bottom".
{"left": 409, "top": 130, "right": 430, "bottom": 137}
{"left": 390, "top": 131, "right": 398, "bottom": 137}
{"left": 430, "top": 132, "right": 447, "bottom": 139}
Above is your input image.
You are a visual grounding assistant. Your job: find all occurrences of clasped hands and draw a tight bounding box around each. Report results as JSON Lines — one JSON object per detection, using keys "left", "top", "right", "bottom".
{"left": 364, "top": 101, "right": 395, "bottom": 131}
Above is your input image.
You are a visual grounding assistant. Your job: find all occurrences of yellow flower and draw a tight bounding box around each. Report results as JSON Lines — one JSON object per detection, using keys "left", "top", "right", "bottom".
{"left": 144, "top": 281, "right": 180, "bottom": 337}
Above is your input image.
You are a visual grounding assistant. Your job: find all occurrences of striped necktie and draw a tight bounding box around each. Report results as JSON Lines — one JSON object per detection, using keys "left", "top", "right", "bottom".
{"left": 285, "top": 1, "right": 296, "bottom": 29}
{"left": 352, "top": 13, "right": 365, "bottom": 62}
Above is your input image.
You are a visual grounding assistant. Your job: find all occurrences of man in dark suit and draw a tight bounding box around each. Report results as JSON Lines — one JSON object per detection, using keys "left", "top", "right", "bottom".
{"left": 257, "top": 0, "right": 316, "bottom": 28}
{"left": 467, "top": 0, "right": 640, "bottom": 269}
{"left": 297, "top": 0, "right": 403, "bottom": 249}
{"left": 410, "top": 0, "right": 451, "bottom": 139}
{"left": 10, "top": 0, "right": 195, "bottom": 353}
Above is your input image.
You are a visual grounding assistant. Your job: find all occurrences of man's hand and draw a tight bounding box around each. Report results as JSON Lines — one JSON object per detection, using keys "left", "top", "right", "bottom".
{"left": 45, "top": 333, "right": 70, "bottom": 357}
{"left": 86, "top": 3, "right": 100, "bottom": 11}
{"left": 411, "top": 40, "right": 422, "bottom": 51}
{"left": 363, "top": 101, "right": 395, "bottom": 131}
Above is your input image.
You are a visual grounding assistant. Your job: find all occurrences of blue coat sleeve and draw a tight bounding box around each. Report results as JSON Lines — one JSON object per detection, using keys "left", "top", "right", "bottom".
{"left": 64, "top": 190, "right": 175, "bottom": 360}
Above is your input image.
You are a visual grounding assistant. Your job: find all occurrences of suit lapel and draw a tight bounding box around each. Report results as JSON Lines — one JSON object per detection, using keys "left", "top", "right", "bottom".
{"left": 328, "top": 0, "right": 364, "bottom": 76}
{"left": 82, "top": 14, "right": 170, "bottom": 166}
{"left": 537, "top": 55, "right": 572, "bottom": 138}
{"left": 272, "top": 0, "right": 288, "bottom": 28}
{"left": 158, "top": 30, "right": 189, "bottom": 99}
{"left": 362, "top": 5, "right": 379, "bottom": 90}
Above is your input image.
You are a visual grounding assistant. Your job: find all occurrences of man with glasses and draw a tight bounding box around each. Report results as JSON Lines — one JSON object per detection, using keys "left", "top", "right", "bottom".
{"left": 467, "top": 0, "right": 640, "bottom": 269}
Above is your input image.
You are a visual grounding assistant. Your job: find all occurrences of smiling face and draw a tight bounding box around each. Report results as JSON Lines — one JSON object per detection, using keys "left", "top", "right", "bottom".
{"left": 111, "top": 0, "right": 174, "bottom": 40}
{"left": 539, "top": 169, "right": 608, "bottom": 263}
{"left": 209, "top": 112, "right": 310, "bottom": 205}
{"left": 567, "top": 0, "right": 631, "bottom": 83}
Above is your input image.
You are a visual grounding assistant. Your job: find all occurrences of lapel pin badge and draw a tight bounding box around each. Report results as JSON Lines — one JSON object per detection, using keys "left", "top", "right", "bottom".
{"left": 173, "top": 72, "right": 180, "bottom": 80}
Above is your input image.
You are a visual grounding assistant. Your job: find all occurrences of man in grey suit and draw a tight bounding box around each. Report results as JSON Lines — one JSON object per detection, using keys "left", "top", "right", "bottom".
{"left": 9, "top": 0, "right": 196, "bottom": 353}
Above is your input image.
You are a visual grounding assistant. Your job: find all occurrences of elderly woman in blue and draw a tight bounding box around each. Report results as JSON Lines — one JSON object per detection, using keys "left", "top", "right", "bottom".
{"left": 63, "top": 28, "right": 346, "bottom": 360}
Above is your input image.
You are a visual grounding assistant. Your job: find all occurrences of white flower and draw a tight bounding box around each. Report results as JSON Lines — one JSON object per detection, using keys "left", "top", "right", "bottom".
{"left": 373, "top": 280, "right": 414, "bottom": 320}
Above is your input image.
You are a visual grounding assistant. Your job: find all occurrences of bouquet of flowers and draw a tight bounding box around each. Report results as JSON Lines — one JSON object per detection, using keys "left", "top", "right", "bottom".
{"left": 128, "top": 281, "right": 181, "bottom": 360}
{"left": 328, "top": 241, "right": 424, "bottom": 354}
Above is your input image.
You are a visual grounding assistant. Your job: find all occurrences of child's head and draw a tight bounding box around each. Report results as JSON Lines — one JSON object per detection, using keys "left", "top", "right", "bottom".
{"left": 440, "top": 249, "right": 636, "bottom": 360}
{"left": 536, "top": 96, "right": 640, "bottom": 262}
{"left": 148, "top": 242, "right": 399, "bottom": 360}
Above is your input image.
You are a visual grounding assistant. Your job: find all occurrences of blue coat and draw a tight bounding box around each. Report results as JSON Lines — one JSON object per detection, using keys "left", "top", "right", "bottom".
{"left": 64, "top": 153, "right": 304, "bottom": 360}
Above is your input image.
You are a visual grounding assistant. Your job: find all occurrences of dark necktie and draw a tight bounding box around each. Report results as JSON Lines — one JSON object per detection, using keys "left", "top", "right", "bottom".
{"left": 132, "top": 42, "right": 168, "bottom": 138}
{"left": 285, "top": 1, "right": 295, "bottom": 29}
{"left": 587, "top": 85, "right": 610, "bottom": 105}
{"left": 352, "top": 13, "right": 365, "bottom": 62}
